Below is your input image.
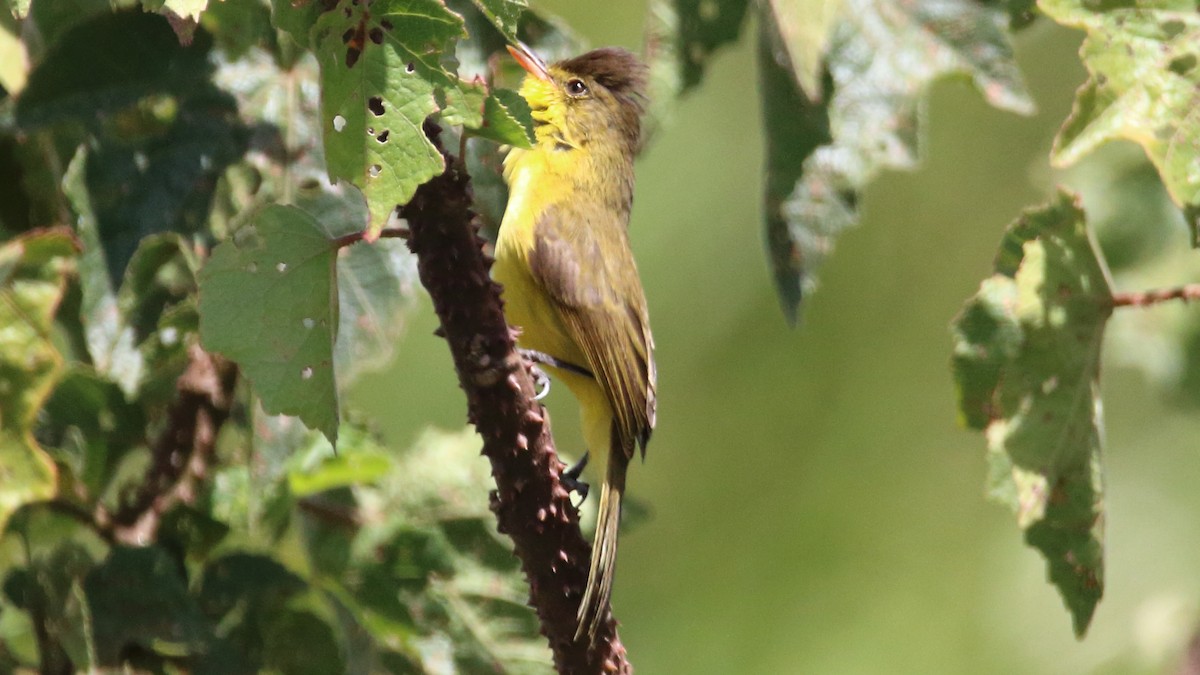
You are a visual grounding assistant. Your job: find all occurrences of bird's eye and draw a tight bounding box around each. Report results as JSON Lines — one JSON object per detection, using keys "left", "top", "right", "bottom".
{"left": 566, "top": 78, "right": 589, "bottom": 97}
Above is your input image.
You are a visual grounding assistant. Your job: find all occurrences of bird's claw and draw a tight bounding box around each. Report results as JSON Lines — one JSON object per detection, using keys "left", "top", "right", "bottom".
{"left": 561, "top": 452, "right": 590, "bottom": 503}
{"left": 531, "top": 366, "right": 551, "bottom": 400}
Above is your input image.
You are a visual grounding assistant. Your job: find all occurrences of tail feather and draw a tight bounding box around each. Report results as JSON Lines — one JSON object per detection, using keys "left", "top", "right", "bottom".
{"left": 575, "top": 448, "right": 628, "bottom": 642}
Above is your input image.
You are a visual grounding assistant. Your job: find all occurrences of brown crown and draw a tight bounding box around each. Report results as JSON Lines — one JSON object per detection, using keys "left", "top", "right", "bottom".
{"left": 556, "top": 47, "right": 648, "bottom": 100}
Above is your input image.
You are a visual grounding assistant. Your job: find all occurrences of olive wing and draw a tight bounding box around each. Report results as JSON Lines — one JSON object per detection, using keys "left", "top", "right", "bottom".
{"left": 528, "top": 205, "right": 656, "bottom": 454}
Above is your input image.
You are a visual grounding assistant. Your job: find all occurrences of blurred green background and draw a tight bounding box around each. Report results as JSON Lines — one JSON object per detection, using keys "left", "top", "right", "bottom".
{"left": 353, "top": 6, "right": 1200, "bottom": 673}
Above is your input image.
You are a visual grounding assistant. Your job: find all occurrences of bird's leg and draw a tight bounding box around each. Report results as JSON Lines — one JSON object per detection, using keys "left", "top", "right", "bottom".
{"left": 561, "top": 451, "right": 590, "bottom": 503}
{"left": 529, "top": 364, "right": 551, "bottom": 400}
{"left": 518, "top": 348, "right": 595, "bottom": 379}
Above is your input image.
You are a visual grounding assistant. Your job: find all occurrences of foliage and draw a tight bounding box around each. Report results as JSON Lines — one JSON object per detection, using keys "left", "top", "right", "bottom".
{"left": 0, "top": 0, "right": 1198, "bottom": 669}
{"left": 952, "top": 191, "right": 1111, "bottom": 635}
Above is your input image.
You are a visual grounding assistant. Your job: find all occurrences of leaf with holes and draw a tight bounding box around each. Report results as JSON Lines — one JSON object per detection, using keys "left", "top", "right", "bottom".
{"left": 294, "top": 187, "right": 419, "bottom": 387}
{"left": 1040, "top": 0, "right": 1200, "bottom": 243}
{"left": 761, "top": 0, "right": 1033, "bottom": 323}
{"left": 198, "top": 204, "right": 340, "bottom": 443}
{"left": 0, "top": 229, "right": 77, "bottom": 534}
{"left": 315, "top": 0, "right": 471, "bottom": 237}
{"left": 951, "top": 190, "right": 1113, "bottom": 637}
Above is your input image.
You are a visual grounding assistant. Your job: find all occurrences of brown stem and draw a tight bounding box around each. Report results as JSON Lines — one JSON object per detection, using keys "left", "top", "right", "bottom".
{"left": 1112, "top": 284, "right": 1200, "bottom": 307}
{"left": 108, "top": 344, "right": 237, "bottom": 545}
{"left": 401, "top": 120, "right": 631, "bottom": 674}
{"left": 330, "top": 226, "right": 410, "bottom": 249}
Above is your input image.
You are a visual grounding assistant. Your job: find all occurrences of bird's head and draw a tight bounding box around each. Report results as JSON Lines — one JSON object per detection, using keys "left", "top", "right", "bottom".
{"left": 507, "top": 44, "right": 648, "bottom": 153}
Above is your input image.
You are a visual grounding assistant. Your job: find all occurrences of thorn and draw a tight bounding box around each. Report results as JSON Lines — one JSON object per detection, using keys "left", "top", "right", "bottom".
{"left": 516, "top": 433, "right": 528, "bottom": 450}
{"left": 537, "top": 508, "right": 547, "bottom": 521}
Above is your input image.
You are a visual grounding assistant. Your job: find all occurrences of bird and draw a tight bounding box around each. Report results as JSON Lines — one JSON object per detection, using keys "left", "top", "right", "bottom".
{"left": 493, "top": 42, "right": 656, "bottom": 642}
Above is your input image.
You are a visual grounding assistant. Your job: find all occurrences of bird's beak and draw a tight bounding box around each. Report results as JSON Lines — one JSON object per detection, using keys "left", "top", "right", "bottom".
{"left": 507, "top": 42, "right": 551, "bottom": 81}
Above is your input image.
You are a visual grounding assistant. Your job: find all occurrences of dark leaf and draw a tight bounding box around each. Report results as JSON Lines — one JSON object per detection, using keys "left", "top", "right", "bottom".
{"left": 84, "top": 546, "right": 210, "bottom": 664}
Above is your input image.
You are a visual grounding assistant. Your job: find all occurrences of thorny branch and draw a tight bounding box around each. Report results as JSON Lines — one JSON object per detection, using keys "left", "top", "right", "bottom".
{"left": 401, "top": 121, "right": 632, "bottom": 674}
{"left": 104, "top": 344, "right": 238, "bottom": 544}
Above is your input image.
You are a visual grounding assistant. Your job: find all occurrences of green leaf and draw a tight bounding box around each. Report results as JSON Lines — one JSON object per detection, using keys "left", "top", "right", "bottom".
{"left": 199, "top": 204, "right": 341, "bottom": 442}
{"left": 761, "top": 0, "right": 843, "bottom": 98}
{"left": 645, "top": 0, "right": 751, "bottom": 130}
{"left": 0, "top": 14, "right": 27, "bottom": 96}
{"left": 269, "top": 0, "right": 324, "bottom": 50}
{"left": 470, "top": 89, "right": 534, "bottom": 147}
{"left": 197, "top": 553, "right": 307, "bottom": 620}
{"left": 468, "top": 0, "right": 526, "bottom": 43}
{"left": 200, "top": 0, "right": 275, "bottom": 58}
{"left": 761, "top": 0, "right": 1034, "bottom": 322}
{"left": 16, "top": 11, "right": 214, "bottom": 130}
{"left": 65, "top": 144, "right": 206, "bottom": 396}
{"left": 1, "top": 542, "right": 98, "bottom": 669}
{"left": 293, "top": 186, "right": 419, "bottom": 386}
{"left": 142, "top": 0, "right": 209, "bottom": 22}
{"left": 315, "top": 0, "right": 470, "bottom": 236}
{"left": 7, "top": 0, "right": 28, "bottom": 19}
{"left": 24, "top": 0, "right": 115, "bottom": 53}
{"left": 287, "top": 424, "right": 391, "bottom": 496}
{"left": 1040, "top": 0, "right": 1200, "bottom": 243}
{"left": 27, "top": 12, "right": 248, "bottom": 285}
{"left": 84, "top": 546, "right": 210, "bottom": 664}
{"left": 64, "top": 146, "right": 143, "bottom": 393}
{"left": 40, "top": 367, "right": 147, "bottom": 497}
{"left": 0, "top": 229, "right": 77, "bottom": 533}
{"left": 951, "top": 190, "right": 1112, "bottom": 637}
{"left": 263, "top": 610, "right": 345, "bottom": 675}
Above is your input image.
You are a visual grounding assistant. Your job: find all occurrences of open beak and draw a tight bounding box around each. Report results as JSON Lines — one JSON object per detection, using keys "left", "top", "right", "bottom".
{"left": 507, "top": 42, "right": 551, "bottom": 81}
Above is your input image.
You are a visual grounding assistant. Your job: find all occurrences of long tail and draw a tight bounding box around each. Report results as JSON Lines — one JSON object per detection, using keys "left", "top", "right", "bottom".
{"left": 575, "top": 444, "right": 629, "bottom": 642}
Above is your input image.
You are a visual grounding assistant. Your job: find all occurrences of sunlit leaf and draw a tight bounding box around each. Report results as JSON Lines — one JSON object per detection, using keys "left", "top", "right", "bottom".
{"left": 314, "top": 0, "right": 469, "bottom": 236}
{"left": 470, "top": 89, "right": 534, "bottom": 147}
{"left": 142, "top": 0, "right": 209, "bottom": 22}
{"left": 762, "top": 0, "right": 1034, "bottom": 322}
{"left": 951, "top": 190, "right": 1112, "bottom": 637}
{"left": 287, "top": 423, "right": 391, "bottom": 496}
{"left": 0, "top": 229, "right": 77, "bottom": 534}
{"left": 1040, "top": 0, "right": 1200, "bottom": 244}
{"left": 468, "top": 0, "right": 526, "bottom": 43}
{"left": 761, "top": 0, "right": 843, "bottom": 98}
{"left": 0, "top": 15, "right": 27, "bottom": 96}
{"left": 198, "top": 204, "right": 340, "bottom": 442}
{"left": 6, "top": 0, "right": 28, "bottom": 20}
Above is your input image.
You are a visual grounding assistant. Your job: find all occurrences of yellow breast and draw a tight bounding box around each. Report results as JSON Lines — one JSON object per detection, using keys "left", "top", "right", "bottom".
{"left": 493, "top": 147, "right": 587, "bottom": 369}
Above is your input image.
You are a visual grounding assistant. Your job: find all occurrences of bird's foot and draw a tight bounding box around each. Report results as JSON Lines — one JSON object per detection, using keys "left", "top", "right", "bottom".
{"left": 518, "top": 348, "right": 595, "bottom": 380}
{"left": 530, "top": 365, "right": 551, "bottom": 400}
{"left": 561, "top": 451, "right": 590, "bottom": 503}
